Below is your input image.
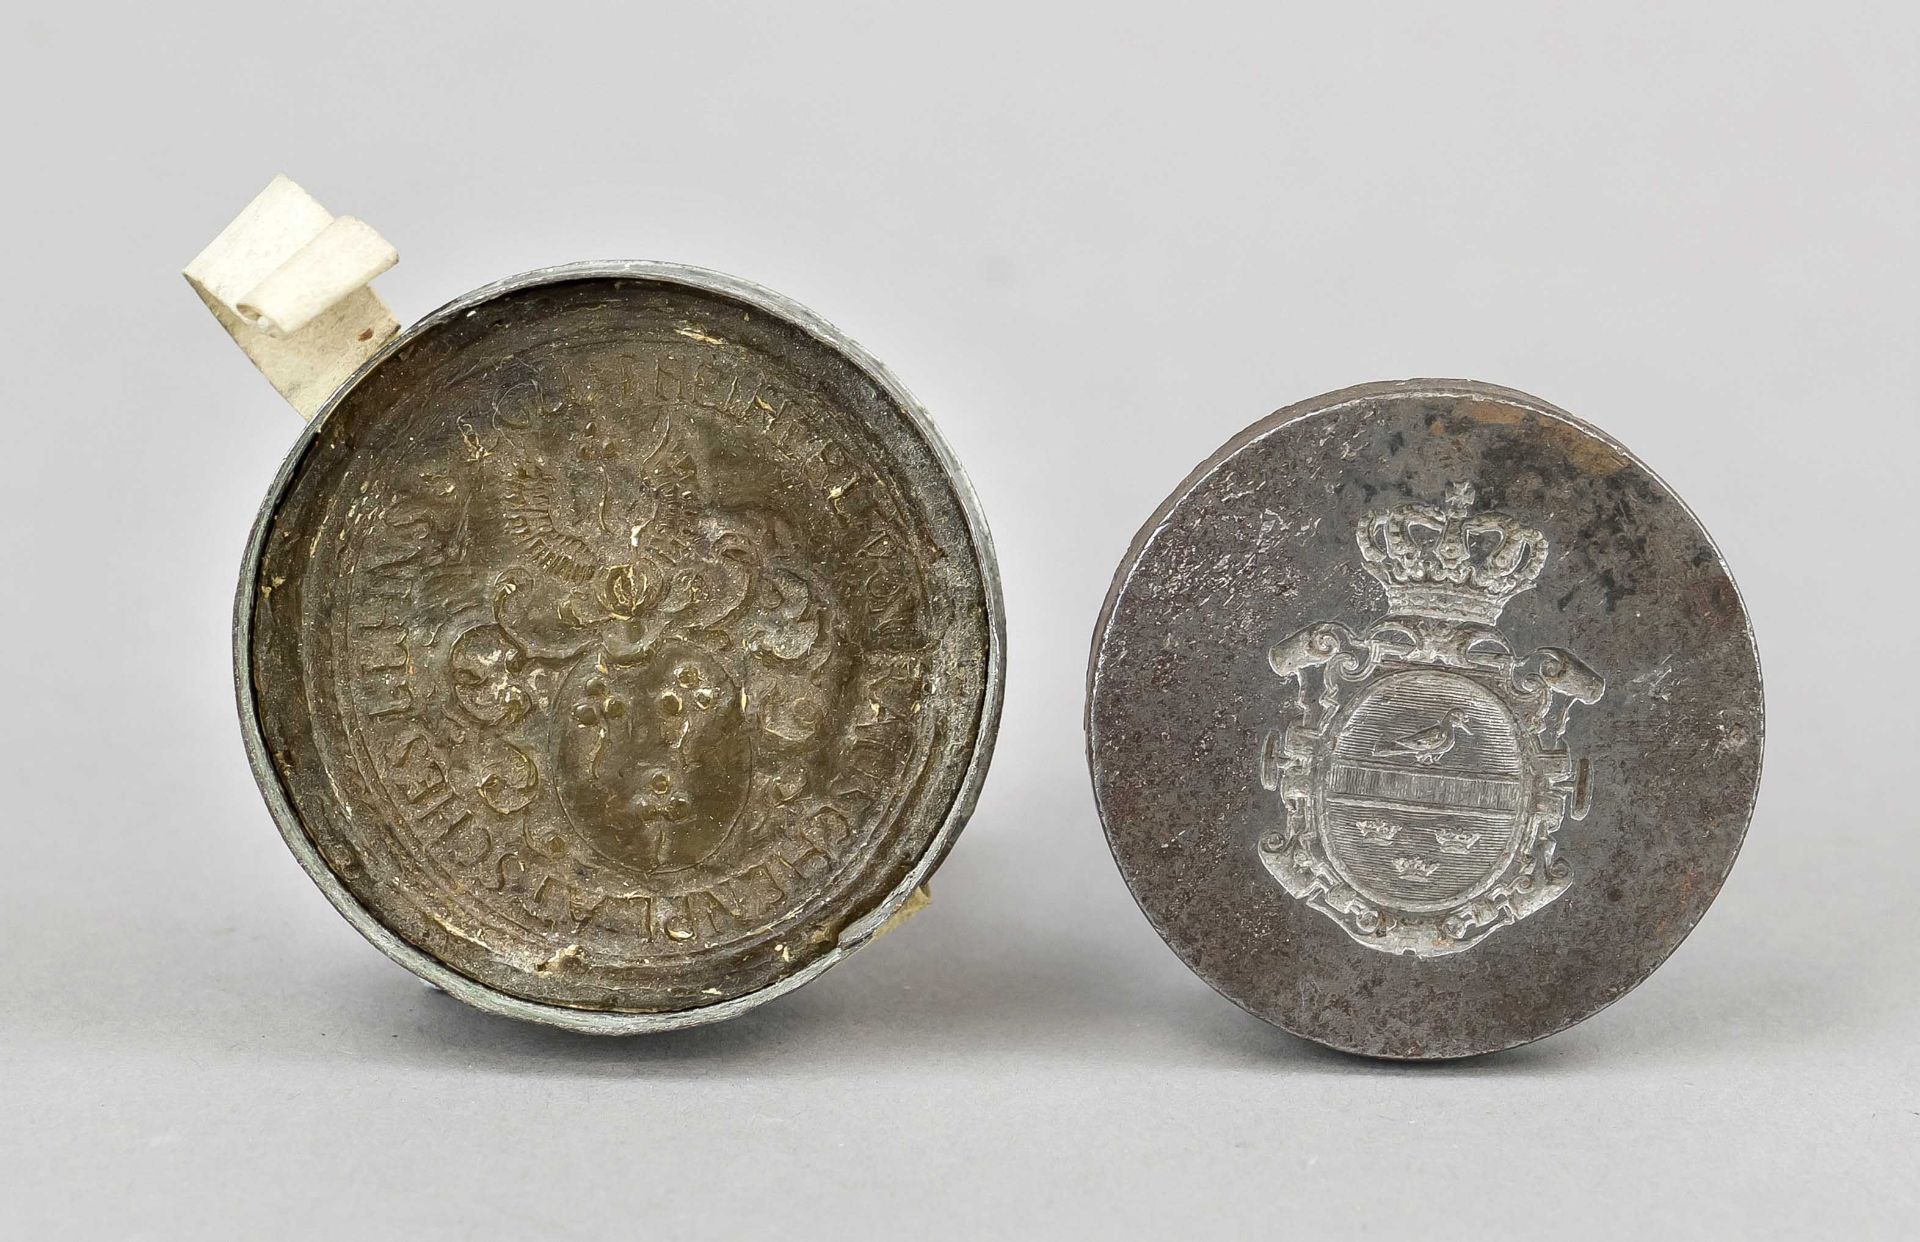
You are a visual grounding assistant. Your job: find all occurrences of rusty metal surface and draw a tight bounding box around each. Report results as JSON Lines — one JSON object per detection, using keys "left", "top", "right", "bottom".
{"left": 238, "top": 264, "right": 1002, "bottom": 1031}
{"left": 1087, "top": 380, "right": 1762, "bottom": 1058}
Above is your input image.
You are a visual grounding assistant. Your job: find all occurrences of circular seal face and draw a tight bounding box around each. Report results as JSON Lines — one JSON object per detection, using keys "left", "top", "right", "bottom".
{"left": 1087, "top": 380, "right": 1762, "bottom": 1059}
{"left": 239, "top": 265, "right": 1002, "bottom": 1031}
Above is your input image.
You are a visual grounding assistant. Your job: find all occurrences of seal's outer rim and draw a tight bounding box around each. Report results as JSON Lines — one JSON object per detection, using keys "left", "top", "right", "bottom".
{"left": 235, "top": 261, "right": 1006, "bottom": 1034}
{"left": 1084, "top": 378, "right": 1764, "bottom": 1060}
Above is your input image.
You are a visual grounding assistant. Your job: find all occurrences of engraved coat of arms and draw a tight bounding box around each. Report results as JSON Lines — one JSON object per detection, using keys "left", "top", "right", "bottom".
{"left": 1258, "top": 483, "right": 1605, "bottom": 956}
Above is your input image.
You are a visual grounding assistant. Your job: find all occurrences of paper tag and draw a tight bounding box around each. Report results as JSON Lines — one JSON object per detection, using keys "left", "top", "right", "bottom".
{"left": 184, "top": 175, "right": 399, "bottom": 418}
{"left": 870, "top": 884, "right": 932, "bottom": 941}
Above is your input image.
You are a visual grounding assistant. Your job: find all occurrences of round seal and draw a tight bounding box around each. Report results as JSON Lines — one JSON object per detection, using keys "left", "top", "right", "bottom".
{"left": 239, "top": 264, "right": 1003, "bottom": 1032}
{"left": 1087, "top": 380, "right": 1762, "bottom": 1058}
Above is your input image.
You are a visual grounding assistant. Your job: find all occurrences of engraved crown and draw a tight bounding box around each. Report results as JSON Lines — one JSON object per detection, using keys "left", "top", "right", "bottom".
{"left": 1356, "top": 482, "right": 1547, "bottom": 624}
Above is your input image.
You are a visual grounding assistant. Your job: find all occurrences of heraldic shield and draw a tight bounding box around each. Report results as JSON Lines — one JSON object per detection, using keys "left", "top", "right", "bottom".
{"left": 1258, "top": 483, "right": 1605, "bottom": 957}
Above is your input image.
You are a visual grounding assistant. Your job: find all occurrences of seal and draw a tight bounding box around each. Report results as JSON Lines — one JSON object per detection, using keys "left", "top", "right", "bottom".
{"left": 1086, "top": 380, "right": 1762, "bottom": 1058}
{"left": 238, "top": 264, "right": 1003, "bottom": 1032}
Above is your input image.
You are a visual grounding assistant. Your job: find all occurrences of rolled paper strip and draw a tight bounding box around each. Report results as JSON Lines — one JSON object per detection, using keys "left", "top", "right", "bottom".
{"left": 236, "top": 215, "right": 397, "bottom": 337}
{"left": 184, "top": 175, "right": 398, "bottom": 417}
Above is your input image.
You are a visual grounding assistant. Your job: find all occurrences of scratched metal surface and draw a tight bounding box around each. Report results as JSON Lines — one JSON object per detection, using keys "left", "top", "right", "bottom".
{"left": 239, "top": 265, "right": 1003, "bottom": 1032}
{"left": 1087, "top": 380, "right": 1763, "bottom": 1058}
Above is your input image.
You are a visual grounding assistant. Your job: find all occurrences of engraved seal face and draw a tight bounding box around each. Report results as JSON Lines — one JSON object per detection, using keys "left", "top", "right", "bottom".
{"left": 240, "top": 265, "right": 1002, "bottom": 1031}
{"left": 1258, "top": 483, "right": 1604, "bottom": 956}
{"left": 1087, "top": 381, "right": 1762, "bottom": 1058}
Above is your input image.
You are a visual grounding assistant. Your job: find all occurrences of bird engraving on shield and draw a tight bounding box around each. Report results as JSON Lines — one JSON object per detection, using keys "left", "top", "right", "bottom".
{"left": 1257, "top": 483, "right": 1605, "bottom": 956}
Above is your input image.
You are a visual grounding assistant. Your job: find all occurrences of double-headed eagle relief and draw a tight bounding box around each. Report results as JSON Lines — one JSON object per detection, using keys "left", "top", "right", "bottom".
{"left": 244, "top": 270, "right": 999, "bottom": 1026}
{"left": 324, "top": 339, "right": 953, "bottom": 982}
{"left": 372, "top": 384, "right": 865, "bottom": 891}
{"left": 496, "top": 454, "right": 844, "bottom": 880}
{"left": 1259, "top": 483, "right": 1604, "bottom": 956}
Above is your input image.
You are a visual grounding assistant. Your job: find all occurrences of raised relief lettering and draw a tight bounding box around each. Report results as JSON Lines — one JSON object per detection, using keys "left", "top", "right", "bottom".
{"left": 328, "top": 346, "right": 944, "bottom": 984}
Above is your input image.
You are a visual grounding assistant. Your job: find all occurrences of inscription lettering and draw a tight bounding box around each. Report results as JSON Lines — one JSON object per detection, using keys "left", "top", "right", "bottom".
{"left": 311, "top": 335, "right": 959, "bottom": 1002}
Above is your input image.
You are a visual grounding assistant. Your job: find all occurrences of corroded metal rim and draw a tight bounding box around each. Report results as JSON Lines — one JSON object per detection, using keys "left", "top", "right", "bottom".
{"left": 235, "top": 262, "right": 1005, "bottom": 1033}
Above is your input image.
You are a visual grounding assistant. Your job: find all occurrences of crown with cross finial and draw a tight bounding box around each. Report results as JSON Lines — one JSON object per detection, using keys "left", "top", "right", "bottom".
{"left": 1354, "top": 482, "right": 1548, "bottom": 625}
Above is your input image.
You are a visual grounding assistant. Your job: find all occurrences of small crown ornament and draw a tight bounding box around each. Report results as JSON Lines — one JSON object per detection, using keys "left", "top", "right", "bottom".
{"left": 1355, "top": 482, "right": 1548, "bottom": 625}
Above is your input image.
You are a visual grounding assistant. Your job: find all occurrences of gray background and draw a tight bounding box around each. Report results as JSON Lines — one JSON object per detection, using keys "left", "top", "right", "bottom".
{"left": 2, "top": 3, "right": 1913, "bottom": 1237}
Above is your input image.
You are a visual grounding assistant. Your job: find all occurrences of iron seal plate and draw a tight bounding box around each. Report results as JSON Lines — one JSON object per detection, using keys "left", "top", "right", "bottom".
{"left": 239, "top": 264, "right": 1003, "bottom": 1032}
{"left": 1086, "top": 380, "right": 1761, "bottom": 1058}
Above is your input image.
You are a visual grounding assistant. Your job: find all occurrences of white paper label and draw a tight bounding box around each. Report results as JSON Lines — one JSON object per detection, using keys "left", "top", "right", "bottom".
{"left": 184, "top": 175, "right": 399, "bottom": 418}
